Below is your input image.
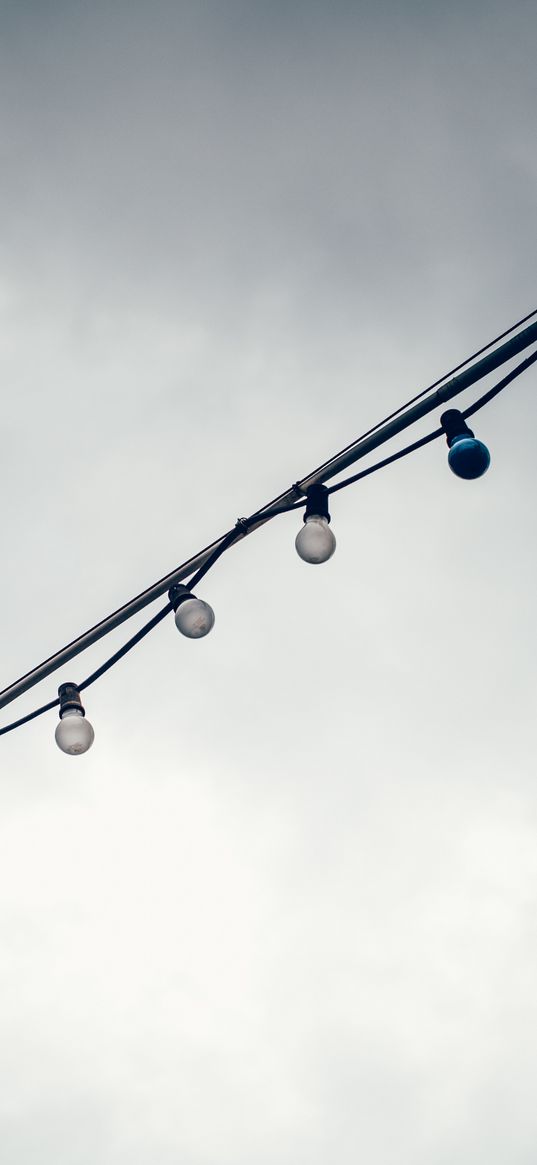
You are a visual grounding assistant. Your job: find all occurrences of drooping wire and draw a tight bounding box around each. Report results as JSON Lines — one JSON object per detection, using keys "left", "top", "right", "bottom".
{"left": 78, "top": 505, "right": 308, "bottom": 685}
{"left": 4, "top": 311, "right": 537, "bottom": 721}
{"left": 308, "top": 307, "right": 537, "bottom": 484}
{"left": 79, "top": 529, "right": 248, "bottom": 689}
{"left": 0, "top": 511, "right": 305, "bottom": 735}
{"left": 1, "top": 341, "right": 536, "bottom": 739}
{"left": 385, "top": 306, "right": 537, "bottom": 420}
{"left": 328, "top": 345, "right": 537, "bottom": 496}
{"left": 78, "top": 603, "right": 173, "bottom": 693}
{"left": 463, "top": 345, "right": 537, "bottom": 419}
{"left": 0, "top": 696, "right": 60, "bottom": 736}
{"left": 186, "top": 526, "right": 245, "bottom": 590}
{"left": 326, "top": 428, "right": 443, "bottom": 495}
{"left": 80, "top": 509, "right": 308, "bottom": 690}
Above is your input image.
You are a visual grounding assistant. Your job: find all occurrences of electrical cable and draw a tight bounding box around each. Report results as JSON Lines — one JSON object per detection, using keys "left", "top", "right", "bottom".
{"left": 386, "top": 306, "right": 537, "bottom": 420}
{"left": 186, "top": 526, "right": 246, "bottom": 590}
{"left": 78, "top": 602, "right": 173, "bottom": 693}
{"left": 1, "top": 336, "right": 536, "bottom": 739}
{"left": 327, "top": 428, "right": 443, "bottom": 495}
{"left": 80, "top": 509, "right": 308, "bottom": 689}
{"left": 328, "top": 345, "right": 537, "bottom": 496}
{"left": 463, "top": 346, "right": 537, "bottom": 420}
{"left": 4, "top": 312, "right": 537, "bottom": 717}
{"left": 307, "top": 306, "right": 537, "bottom": 484}
{"left": 0, "top": 696, "right": 60, "bottom": 736}
{"left": 0, "top": 509, "right": 306, "bottom": 734}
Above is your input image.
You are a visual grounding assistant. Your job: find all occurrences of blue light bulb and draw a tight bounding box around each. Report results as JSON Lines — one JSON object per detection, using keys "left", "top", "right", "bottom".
{"left": 441, "top": 410, "right": 491, "bottom": 481}
{"left": 447, "top": 433, "right": 491, "bottom": 480}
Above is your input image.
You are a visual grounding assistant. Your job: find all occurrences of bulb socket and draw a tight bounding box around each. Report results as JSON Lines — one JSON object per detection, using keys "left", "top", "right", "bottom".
{"left": 303, "top": 483, "right": 331, "bottom": 523}
{"left": 169, "top": 583, "right": 196, "bottom": 611}
{"left": 58, "top": 682, "right": 86, "bottom": 718}
{"left": 440, "top": 409, "right": 475, "bottom": 448}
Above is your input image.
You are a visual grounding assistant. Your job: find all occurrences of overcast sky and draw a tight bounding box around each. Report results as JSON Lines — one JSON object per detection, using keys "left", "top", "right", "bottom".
{"left": 1, "top": 2, "right": 537, "bottom": 1162}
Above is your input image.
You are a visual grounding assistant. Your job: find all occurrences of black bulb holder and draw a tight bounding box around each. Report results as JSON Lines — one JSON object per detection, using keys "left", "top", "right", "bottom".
{"left": 303, "top": 483, "right": 331, "bottom": 523}
{"left": 440, "top": 409, "right": 475, "bottom": 446}
{"left": 169, "top": 583, "right": 196, "bottom": 611}
{"left": 58, "top": 682, "right": 86, "bottom": 718}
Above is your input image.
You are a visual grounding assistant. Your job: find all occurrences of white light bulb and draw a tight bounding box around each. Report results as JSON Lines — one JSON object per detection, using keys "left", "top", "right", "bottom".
{"left": 175, "top": 596, "right": 215, "bottom": 638}
{"left": 295, "top": 515, "right": 336, "bottom": 564}
{"left": 55, "top": 708, "right": 95, "bottom": 755}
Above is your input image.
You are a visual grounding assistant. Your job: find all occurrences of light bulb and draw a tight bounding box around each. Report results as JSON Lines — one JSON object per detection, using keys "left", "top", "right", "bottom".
{"left": 441, "top": 408, "right": 490, "bottom": 481}
{"left": 295, "top": 515, "right": 336, "bottom": 564}
{"left": 447, "top": 434, "right": 491, "bottom": 480}
{"left": 55, "top": 708, "right": 95, "bottom": 755}
{"left": 174, "top": 595, "right": 215, "bottom": 638}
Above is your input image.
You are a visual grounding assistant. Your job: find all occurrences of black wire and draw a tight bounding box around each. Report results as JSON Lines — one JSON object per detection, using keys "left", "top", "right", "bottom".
{"left": 0, "top": 510, "right": 305, "bottom": 735}
{"left": 392, "top": 306, "right": 537, "bottom": 418}
{"left": 78, "top": 602, "right": 173, "bottom": 693}
{"left": 244, "top": 500, "right": 307, "bottom": 524}
{"left": 327, "top": 428, "right": 443, "bottom": 495}
{"left": 463, "top": 347, "right": 537, "bottom": 421}
{"left": 0, "top": 607, "right": 176, "bottom": 733}
{"left": 308, "top": 307, "right": 537, "bottom": 484}
{"left": 186, "top": 503, "right": 307, "bottom": 590}
{"left": 2, "top": 337, "right": 536, "bottom": 739}
{"left": 73, "top": 341, "right": 537, "bottom": 699}
{"left": 79, "top": 507, "right": 308, "bottom": 690}
{"left": 0, "top": 696, "right": 60, "bottom": 736}
{"left": 4, "top": 308, "right": 535, "bottom": 728}
{"left": 186, "top": 527, "right": 243, "bottom": 590}
{"left": 328, "top": 346, "right": 537, "bottom": 496}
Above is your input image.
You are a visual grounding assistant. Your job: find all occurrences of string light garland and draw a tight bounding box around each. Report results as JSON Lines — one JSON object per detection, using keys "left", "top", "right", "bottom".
{"left": 2, "top": 315, "right": 537, "bottom": 752}
{"left": 4, "top": 311, "right": 537, "bottom": 717}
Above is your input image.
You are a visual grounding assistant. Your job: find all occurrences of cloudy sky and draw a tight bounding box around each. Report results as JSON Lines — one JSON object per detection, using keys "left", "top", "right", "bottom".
{"left": 1, "top": 2, "right": 537, "bottom": 1161}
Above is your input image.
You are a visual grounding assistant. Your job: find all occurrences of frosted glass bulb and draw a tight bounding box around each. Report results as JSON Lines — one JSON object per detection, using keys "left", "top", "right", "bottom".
{"left": 295, "top": 515, "right": 336, "bottom": 564}
{"left": 55, "top": 708, "right": 95, "bottom": 755}
{"left": 175, "top": 596, "right": 215, "bottom": 638}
